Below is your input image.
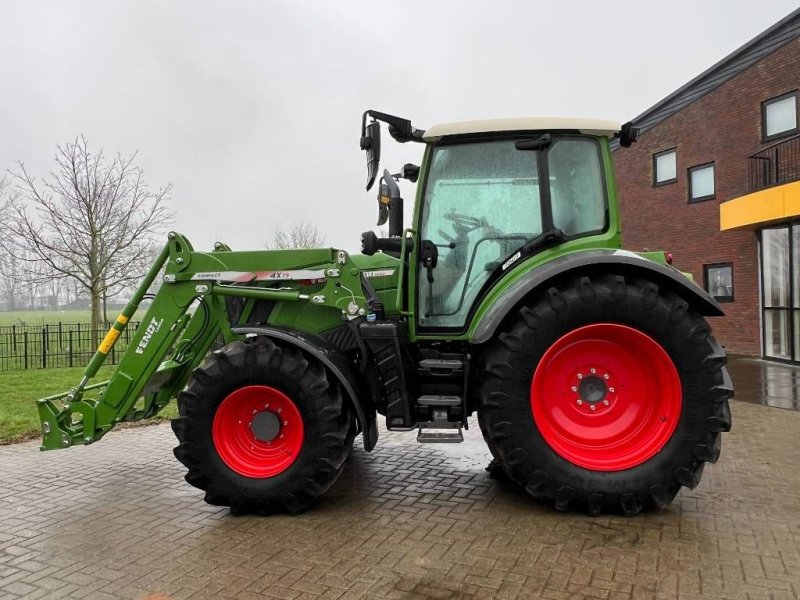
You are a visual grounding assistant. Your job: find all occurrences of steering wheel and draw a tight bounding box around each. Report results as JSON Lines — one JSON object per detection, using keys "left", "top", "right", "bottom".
{"left": 438, "top": 209, "right": 502, "bottom": 244}
{"left": 445, "top": 209, "right": 485, "bottom": 232}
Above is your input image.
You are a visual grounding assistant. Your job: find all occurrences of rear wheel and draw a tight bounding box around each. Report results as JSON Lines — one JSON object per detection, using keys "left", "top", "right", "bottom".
{"left": 172, "top": 336, "right": 355, "bottom": 514}
{"left": 478, "top": 274, "right": 732, "bottom": 515}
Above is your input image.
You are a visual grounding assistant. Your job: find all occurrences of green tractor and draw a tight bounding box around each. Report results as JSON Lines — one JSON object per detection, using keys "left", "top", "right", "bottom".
{"left": 37, "top": 110, "right": 732, "bottom": 516}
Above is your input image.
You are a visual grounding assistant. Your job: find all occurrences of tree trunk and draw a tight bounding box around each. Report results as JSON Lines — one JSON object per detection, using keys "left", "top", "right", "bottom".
{"left": 90, "top": 282, "right": 102, "bottom": 346}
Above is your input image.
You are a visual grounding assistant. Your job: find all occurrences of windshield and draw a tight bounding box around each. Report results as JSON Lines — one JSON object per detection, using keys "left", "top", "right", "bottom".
{"left": 418, "top": 136, "right": 606, "bottom": 329}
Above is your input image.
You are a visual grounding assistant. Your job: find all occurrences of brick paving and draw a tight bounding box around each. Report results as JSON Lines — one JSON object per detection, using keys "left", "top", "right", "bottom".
{"left": 1, "top": 398, "right": 799, "bottom": 599}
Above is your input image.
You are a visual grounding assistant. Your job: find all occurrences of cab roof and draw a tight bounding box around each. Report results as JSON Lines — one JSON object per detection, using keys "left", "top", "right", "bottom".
{"left": 422, "top": 117, "right": 621, "bottom": 141}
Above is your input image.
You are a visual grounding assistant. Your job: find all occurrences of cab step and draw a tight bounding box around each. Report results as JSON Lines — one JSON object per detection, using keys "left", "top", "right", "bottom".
{"left": 417, "top": 428, "right": 464, "bottom": 443}
{"left": 418, "top": 358, "right": 464, "bottom": 373}
{"left": 417, "top": 395, "right": 461, "bottom": 407}
{"left": 416, "top": 407, "right": 464, "bottom": 443}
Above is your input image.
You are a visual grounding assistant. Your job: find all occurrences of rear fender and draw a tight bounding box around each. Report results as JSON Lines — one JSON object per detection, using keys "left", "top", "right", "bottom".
{"left": 469, "top": 249, "right": 723, "bottom": 344}
{"left": 232, "top": 326, "right": 378, "bottom": 451}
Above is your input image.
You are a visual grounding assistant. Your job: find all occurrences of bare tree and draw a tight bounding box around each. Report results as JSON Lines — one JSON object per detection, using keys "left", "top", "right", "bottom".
{"left": 265, "top": 221, "right": 326, "bottom": 250}
{"left": 0, "top": 251, "right": 28, "bottom": 311}
{"left": 3, "top": 135, "right": 172, "bottom": 335}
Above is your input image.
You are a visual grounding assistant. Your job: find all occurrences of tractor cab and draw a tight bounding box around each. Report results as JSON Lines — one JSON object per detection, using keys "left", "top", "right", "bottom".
{"left": 359, "top": 111, "right": 636, "bottom": 332}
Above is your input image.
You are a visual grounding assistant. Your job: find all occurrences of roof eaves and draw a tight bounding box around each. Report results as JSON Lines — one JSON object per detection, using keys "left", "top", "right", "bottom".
{"left": 611, "top": 7, "right": 800, "bottom": 151}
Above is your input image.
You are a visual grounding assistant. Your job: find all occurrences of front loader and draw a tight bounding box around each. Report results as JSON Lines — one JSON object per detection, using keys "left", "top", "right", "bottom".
{"left": 37, "top": 111, "right": 732, "bottom": 516}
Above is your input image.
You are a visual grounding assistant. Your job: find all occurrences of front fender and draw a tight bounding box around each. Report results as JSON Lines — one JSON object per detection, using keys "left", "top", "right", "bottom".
{"left": 469, "top": 249, "right": 723, "bottom": 344}
{"left": 232, "top": 326, "right": 378, "bottom": 451}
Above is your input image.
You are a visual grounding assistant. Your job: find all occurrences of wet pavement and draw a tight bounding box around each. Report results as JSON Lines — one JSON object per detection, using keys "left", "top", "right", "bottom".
{"left": 1, "top": 358, "right": 799, "bottom": 600}
{"left": 729, "top": 355, "right": 800, "bottom": 411}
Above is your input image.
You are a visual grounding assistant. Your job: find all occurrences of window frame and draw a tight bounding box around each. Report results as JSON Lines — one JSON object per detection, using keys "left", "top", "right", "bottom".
{"left": 687, "top": 162, "right": 716, "bottom": 203}
{"left": 703, "top": 262, "right": 734, "bottom": 303}
{"left": 652, "top": 147, "right": 677, "bottom": 187}
{"left": 761, "top": 91, "right": 798, "bottom": 143}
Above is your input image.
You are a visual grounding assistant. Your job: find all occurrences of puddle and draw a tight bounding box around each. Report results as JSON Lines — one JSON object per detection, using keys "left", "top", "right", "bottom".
{"left": 728, "top": 354, "right": 800, "bottom": 411}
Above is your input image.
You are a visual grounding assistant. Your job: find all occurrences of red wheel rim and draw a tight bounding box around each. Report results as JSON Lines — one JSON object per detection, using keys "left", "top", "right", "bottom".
{"left": 531, "top": 324, "right": 681, "bottom": 471}
{"left": 212, "top": 385, "right": 304, "bottom": 478}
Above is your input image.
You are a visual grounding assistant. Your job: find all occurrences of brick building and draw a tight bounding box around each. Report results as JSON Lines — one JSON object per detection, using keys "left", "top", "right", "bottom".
{"left": 613, "top": 8, "right": 800, "bottom": 363}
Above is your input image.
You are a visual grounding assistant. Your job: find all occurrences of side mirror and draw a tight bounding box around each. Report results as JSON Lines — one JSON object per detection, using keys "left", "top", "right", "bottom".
{"left": 360, "top": 118, "right": 381, "bottom": 190}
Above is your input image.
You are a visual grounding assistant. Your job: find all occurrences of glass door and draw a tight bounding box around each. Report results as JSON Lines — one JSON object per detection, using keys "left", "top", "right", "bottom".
{"left": 761, "top": 224, "right": 799, "bottom": 362}
{"left": 794, "top": 224, "right": 800, "bottom": 360}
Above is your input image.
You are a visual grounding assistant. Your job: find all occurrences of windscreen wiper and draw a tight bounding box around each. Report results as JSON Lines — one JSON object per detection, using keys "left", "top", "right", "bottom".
{"left": 490, "top": 228, "right": 567, "bottom": 274}
{"left": 521, "top": 227, "right": 566, "bottom": 255}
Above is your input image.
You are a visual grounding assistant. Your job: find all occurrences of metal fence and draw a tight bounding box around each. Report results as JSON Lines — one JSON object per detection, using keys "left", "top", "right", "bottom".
{"left": 748, "top": 133, "right": 800, "bottom": 192}
{"left": 0, "top": 321, "right": 141, "bottom": 372}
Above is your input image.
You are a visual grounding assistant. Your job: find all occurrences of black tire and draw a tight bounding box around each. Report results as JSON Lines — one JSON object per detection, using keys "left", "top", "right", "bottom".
{"left": 171, "top": 336, "right": 355, "bottom": 514}
{"left": 478, "top": 273, "right": 732, "bottom": 516}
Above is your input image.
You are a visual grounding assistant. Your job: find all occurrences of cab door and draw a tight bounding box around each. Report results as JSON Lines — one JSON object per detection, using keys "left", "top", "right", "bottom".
{"left": 415, "top": 139, "right": 544, "bottom": 331}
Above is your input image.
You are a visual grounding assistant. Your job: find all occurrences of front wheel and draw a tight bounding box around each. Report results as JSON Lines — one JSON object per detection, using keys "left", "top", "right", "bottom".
{"left": 172, "top": 337, "right": 355, "bottom": 514}
{"left": 478, "top": 274, "right": 732, "bottom": 515}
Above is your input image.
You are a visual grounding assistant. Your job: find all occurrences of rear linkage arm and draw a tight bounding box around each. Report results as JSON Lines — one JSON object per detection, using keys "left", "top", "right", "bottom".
{"left": 37, "top": 233, "right": 368, "bottom": 451}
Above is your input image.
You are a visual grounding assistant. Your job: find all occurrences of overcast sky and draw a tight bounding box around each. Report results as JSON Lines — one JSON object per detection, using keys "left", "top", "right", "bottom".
{"left": 1, "top": 1, "right": 798, "bottom": 253}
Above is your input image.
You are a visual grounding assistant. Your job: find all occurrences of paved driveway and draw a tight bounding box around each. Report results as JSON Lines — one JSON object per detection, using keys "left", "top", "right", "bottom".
{"left": 1, "top": 368, "right": 799, "bottom": 599}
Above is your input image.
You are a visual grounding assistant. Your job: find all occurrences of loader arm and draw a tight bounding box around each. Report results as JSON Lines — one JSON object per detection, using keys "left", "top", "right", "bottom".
{"left": 37, "top": 232, "right": 370, "bottom": 451}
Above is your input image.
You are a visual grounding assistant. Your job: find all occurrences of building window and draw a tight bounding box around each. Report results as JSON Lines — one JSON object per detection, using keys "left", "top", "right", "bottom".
{"left": 688, "top": 163, "right": 715, "bottom": 202}
{"left": 704, "top": 263, "right": 733, "bottom": 302}
{"left": 762, "top": 91, "right": 798, "bottom": 141}
{"left": 653, "top": 148, "right": 677, "bottom": 186}
{"left": 761, "top": 225, "right": 800, "bottom": 363}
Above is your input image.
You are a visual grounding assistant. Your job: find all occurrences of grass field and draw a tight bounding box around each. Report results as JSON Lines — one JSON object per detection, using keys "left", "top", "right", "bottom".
{"left": 0, "top": 310, "right": 95, "bottom": 326}
{"left": 0, "top": 309, "right": 148, "bottom": 326}
{"left": 0, "top": 366, "right": 178, "bottom": 443}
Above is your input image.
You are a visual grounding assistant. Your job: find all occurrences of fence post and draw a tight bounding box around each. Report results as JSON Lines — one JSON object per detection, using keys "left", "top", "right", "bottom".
{"left": 41, "top": 327, "right": 47, "bottom": 369}
{"left": 69, "top": 330, "right": 73, "bottom": 367}
{"left": 12, "top": 325, "right": 16, "bottom": 352}
{"left": 58, "top": 322, "right": 63, "bottom": 350}
{"left": 24, "top": 331, "right": 28, "bottom": 370}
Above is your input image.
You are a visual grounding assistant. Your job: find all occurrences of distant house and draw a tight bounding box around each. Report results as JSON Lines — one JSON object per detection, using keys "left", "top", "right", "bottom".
{"left": 613, "top": 7, "right": 800, "bottom": 364}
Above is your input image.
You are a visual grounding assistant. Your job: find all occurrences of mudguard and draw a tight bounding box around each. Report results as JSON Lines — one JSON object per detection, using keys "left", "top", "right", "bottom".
{"left": 470, "top": 249, "right": 723, "bottom": 344}
{"left": 232, "top": 325, "right": 378, "bottom": 451}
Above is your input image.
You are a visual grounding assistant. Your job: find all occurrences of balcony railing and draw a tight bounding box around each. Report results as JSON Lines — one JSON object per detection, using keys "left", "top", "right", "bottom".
{"left": 748, "top": 134, "right": 800, "bottom": 192}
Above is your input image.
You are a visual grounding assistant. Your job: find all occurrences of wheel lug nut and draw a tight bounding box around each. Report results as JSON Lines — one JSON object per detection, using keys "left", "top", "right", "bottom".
{"left": 603, "top": 400, "right": 609, "bottom": 406}
{"left": 577, "top": 373, "right": 583, "bottom": 380}
{"left": 571, "top": 386, "right": 578, "bottom": 392}
{"left": 609, "top": 387, "right": 615, "bottom": 393}
{"left": 279, "top": 434, "right": 284, "bottom": 439}
{"left": 590, "top": 368, "right": 596, "bottom": 374}
{"left": 252, "top": 409, "right": 257, "bottom": 414}
{"left": 283, "top": 421, "right": 288, "bottom": 426}
{"left": 577, "top": 399, "right": 583, "bottom": 405}
{"left": 277, "top": 408, "right": 282, "bottom": 413}
{"left": 590, "top": 405, "right": 596, "bottom": 411}
{"left": 603, "top": 374, "right": 609, "bottom": 380}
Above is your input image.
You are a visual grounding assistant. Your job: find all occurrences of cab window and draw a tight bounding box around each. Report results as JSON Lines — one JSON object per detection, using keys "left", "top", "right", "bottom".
{"left": 418, "top": 136, "right": 607, "bottom": 329}
{"left": 418, "top": 140, "right": 543, "bottom": 328}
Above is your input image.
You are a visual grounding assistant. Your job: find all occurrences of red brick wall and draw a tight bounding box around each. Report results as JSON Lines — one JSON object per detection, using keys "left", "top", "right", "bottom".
{"left": 614, "top": 36, "right": 800, "bottom": 355}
